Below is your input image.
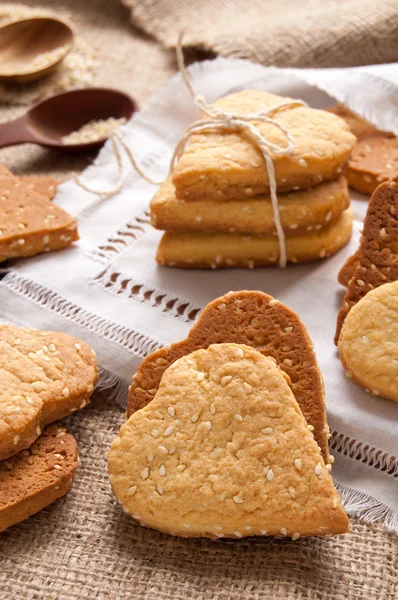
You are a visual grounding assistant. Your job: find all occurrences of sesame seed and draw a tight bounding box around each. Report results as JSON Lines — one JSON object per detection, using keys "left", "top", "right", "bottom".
{"left": 281, "top": 528, "right": 288, "bottom": 536}
{"left": 243, "top": 382, "right": 252, "bottom": 393}
{"left": 233, "top": 495, "right": 243, "bottom": 504}
{"left": 319, "top": 248, "right": 326, "bottom": 258}
{"left": 236, "top": 348, "right": 244, "bottom": 358}
{"left": 294, "top": 458, "right": 302, "bottom": 470}
{"left": 332, "top": 498, "right": 338, "bottom": 508}
{"left": 290, "top": 224, "right": 298, "bottom": 229}
{"left": 208, "top": 474, "right": 218, "bottom": 482}
{"left": 266, "top": 469, "right": 274, "bottom": 481}
{"left": 288, "top": 487, "right": 296, "bottom": 498}
{"left": 159, "top": 464, "right": 166, "bottom": 476}
{"left": 191, "top": 415, "right": 199, "bottom": 423}
{"left": 157, "top": 484, "right": 163, "bottom": 495}
{"left": 285, "top": 326, "right": 293, "bottom": 333}
{"left": 210, "top": 403, "right": 216, "bottom": 415}
{"left": 151, "top": 429, "right": 159, "bottom": 438}
{"left": 169, "top": 446, "right": 176, "bottom": 455}
{"left": 234, "top": 531, "right": 242, "bottom": 537}
{"left": 18, "top": 239, "right": 25, "bottom": 245}
{"left": 292, "top": 532, "right": 300, "bottom": 540}
{"left": 326, "top": 464, "right": 332, "bottom": 471}
{"left": 62, "top": 387, "right": 69, "bottom": 397}
{"left": 380, "top": 228, "right": 387, "bottom": 237}
{"left": 167, "top": 406, "right": 175, "bottom": 417}
{"left": 48, "top": 344, "right": 56, "bottom": 352}
{"left": 283, "top": 358, "right": 293, "bottom": 367}
{"left": 234, "top": 414, "right": 243, "bottom": 422}
{"left": 13, "top": 435, "right": 20, "bottom": 444}
{"left": 164, "top": 426, "right": 174, "bottom": 436}
{"left": 307, "top": 424, "right": 314, "bottom": 431}
{"left": 128, "top": 486, "right": 137, "bottom": 496}
{"left": 14, "top": 338, "right": 21, "bottom": 345}
{"left": 141, "top": 468, "right": 149, "bottom": 479}
{"left": 221, "top": 375, "right": 232, "bottom": 386}
{"left": 147, "top": 453, "right": 153, "bottom": 463}
{"left": 204, "top": 421, "right": 212, "bottom": 431}
{"left": 262, "top": 427, "right": 273, "bottom": 434}
{"left": 356, "top": 279, "right": 365, "bottom": 287}
{"left": 214, "top": 525, "right": 223, "bottom": 530}
{"left": 158, "top": 445, "right": 168, "bottom": 454}
{"left": 269, "top": 298, "right": 279, "bottom": 306}
{"left": 176, "top": 464, "right": 187, "bottom": 472}
{"left": 298, "top": 158, "right": 308, "bottom": 167}
{"left": 36, "top": 426, "right": 41, "bottom": 435}
{"left": 197, "top": 372, "right": 205, "bottom": 382}
{"left": 217, "top": 303, "right": 227, "bottom": 311}
{"left": 54, "top": 464, "right": 62, "bottom": 470}
{"left": 315, "top": 463, "right": 322, "bottom": 476}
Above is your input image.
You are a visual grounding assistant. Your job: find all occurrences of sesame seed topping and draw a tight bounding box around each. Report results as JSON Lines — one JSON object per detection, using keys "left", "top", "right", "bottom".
{"left": 164, "top": 426, "right": 174, "bottom": 436}
{"left": 262, "top": 427, "right": 273, "bottom": 434}
{"left": 294, "top": 458, "right": 302, "bottom": 470}
{"left": 191, "top": 415, "right": 199, "bottom": 423}
{"left": 151, "top": 429, "right": 159, "bottom": 438}
{"left": 169, "top": 446, "right": 176, "bottom": 455}
{"left": 298, "top": 158, "right": 308, "bottom": 167}
{"left": 292, "top": 532, "right": 300, "bottom": 540}
{"left": 217, "top": 303, "right": 227, "bottom": 311}
{"left": 54, "top": 464, "right": 62, "bottom": 470}
{"left": 204, "top": 421, "right": 212, "bottom": 431}
{"left": 283, "top": 358, "right": 293, "bottom": 367}
{"left": 158, "top": 445, "right": 168, "bottom": 454}
{"left": 18, "top": 239, "right": 25, "bottom": 245}
{"left": 210, "top": 403, "right": 216, "bottom": 415}
{"left": 176, "top": 464, "right": 187, "bottom": 472}
{"left": 221, "top": 375, "right": 232, "bottom": 386}
{"left": 128, "top": 486, "right": 137, "bottom": 496}
{"left": 147, "top": 453, "right": 153, "bottom": 463}
{"left": 280, "top": 528, "right": 287, "bottom": 536}
{"left": 234, "top": 531, "right": 242, "bottom": 537}
{"left": 269, "top": 298, "right": 279, "bottom": 307}
{"left": 159, "top": 464, "right": 166, "bottom": 476}
{"left": 307, "top": 424, "right": 314, "bottom": 431}
{"left": 315, "top": 463, "right": 322, "bottom": 475}
{"left": 234, "top": 413, "right": 243, "bottom": 422}
{"left": 36, "top": 426, "right": 41, "bottom": 435}
{"left": 233, "top": 494, "right": 243, "bottom": 504}
{"left": 13, "top": 435, "right": 20, "bottom": 444}
{"left": 267, "top": 469, "right": 274, "bottom": 481}
{"left": 208, "top": 474, "right": 218, "bottom": 482}
{"left": 332, "top": 498, "right": 338, "bottom": 508}
{"left": 326, "top": 464, "right": 332, "bottom": 471}
{"left": 243, "top": 382, "right": 252, "bottom": 393}
{"left": 380, "top": 228, "right": 387, "bottom": 237}
{"left": 157, "top": 484, "right": 163, "bottom": 495}
{"left": 356, "top": 279, "right": 365, "bottom": 287}
{"left": 62, "top": 387, "right": 69, "bottom": 397}
{"left": 197, "top": 372, "right": 205, "bottom": 382}
{"left": 141, "top": 468, "right": 149, "bottom": 479}
{"left": 236, "top": 348, "right": 244, "bottom": 358}
{"left": 260, "top": 529, "right": 268, "bottom": 535}
{"left": 167, "top": 406, "right": 175, "bottom": 417}
{"left": 288, "top": 487, "right": 296, "bottom": 498}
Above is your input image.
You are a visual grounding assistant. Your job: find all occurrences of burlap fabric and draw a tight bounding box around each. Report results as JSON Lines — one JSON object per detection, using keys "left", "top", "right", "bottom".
{"left": 122, "top": 0, "right": 398, "bottom": 68}
{"left": 0, "top": 2, "right": 397, "bottom": 599}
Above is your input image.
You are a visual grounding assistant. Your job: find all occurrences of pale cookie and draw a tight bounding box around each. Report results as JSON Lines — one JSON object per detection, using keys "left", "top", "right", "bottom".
{"left": 0, "top": 167, "right": 78, "bottom": 262}
{"left": 110, "top": 344, "right": 348, "bottom": 539}
{"left": 0, "top": 324, "right": 98, "bottom": 461}
{"left": 151, "top": 176, "right": 350, "bottom": 234}
{"left": 335, "top": 182, "right": 398, "bottom": 344}
{"left": 326, "top": 104, "right": 386, "bottom": 140}
{"left": 128, "top": 291, "right": 331, "bottom": 463}
{"left": 172, "top": 90, "right": 356, "bottom": 201}
{"left": 339, "top": 282, "right": 398, "bottom": 402}
{"left": 345, "top": 136, "right": 398, "bottom": 195}
{"left": 0, "top": 424, "right": 78, "bottom": 532}
{"left": 156, "top": 208, "right": 353, "bottom": 268}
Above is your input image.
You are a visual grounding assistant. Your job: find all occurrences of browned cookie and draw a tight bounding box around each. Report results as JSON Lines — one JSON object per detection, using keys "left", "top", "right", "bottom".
{"left": 0, "top": 424, "right": 78, "bottom": 532}
{"left": 326, "top": 104, "right": 385, "bottom": 140}
{"left": 0, "top": 167, "right": 78, "bottom": 262}
{"left": 0, "top": 324, "right": 98, "bottom": 461}
{"left": 345, "top": 136, "right": 398, "bottom": 195}
{"left": 128, "top": 291, "right": 331, "bottom": 463}
{"left": 338, "top": 250, "right": 359, "bottom": 286}
{"left": 335, "top": 181, "right": 398, "bottom": 344}
{"left": 20, "top": 175, "right": 59, "bottom": 201}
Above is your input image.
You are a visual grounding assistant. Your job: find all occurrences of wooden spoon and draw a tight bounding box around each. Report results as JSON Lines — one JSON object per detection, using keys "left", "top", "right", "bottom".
{"left": 0, "top": 88, "right": 138, "bottom": 153}
{"left": 0, "top": 17, "right": 73, "bottom": 82}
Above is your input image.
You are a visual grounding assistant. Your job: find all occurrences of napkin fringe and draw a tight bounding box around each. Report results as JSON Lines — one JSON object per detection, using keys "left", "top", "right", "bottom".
{"left": 336, "top": 484, "right": 398, "bottom": 534}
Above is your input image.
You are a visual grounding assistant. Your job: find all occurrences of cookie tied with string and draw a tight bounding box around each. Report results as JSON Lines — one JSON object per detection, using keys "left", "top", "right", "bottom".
{"left": 109, "top": 343, "right": 348, "bottom": 539}
{"left": 172, "top": 90, "right": 356, "bottom": 202}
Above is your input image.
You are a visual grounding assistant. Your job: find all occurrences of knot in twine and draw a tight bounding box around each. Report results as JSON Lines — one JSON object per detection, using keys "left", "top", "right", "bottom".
{"left": 73, "top": 34, "right": 307, "bottom": 268}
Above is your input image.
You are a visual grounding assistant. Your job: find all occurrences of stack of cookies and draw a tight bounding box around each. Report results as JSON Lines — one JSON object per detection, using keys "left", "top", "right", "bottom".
{"left": 151, "top": 90, "right": 356, "bottom": 269}
{"left": 0, "top": 325, "right": 98, "bottom": 532}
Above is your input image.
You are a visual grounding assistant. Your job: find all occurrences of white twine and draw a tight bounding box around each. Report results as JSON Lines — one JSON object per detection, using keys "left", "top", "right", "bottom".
{"left": 73, "top": 34, "right": 307, "bottom": 268}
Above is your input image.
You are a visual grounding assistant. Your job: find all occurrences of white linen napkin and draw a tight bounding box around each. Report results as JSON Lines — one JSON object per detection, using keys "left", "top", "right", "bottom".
{"left": 1, "top": 59, "right": 397, "bottom": 531}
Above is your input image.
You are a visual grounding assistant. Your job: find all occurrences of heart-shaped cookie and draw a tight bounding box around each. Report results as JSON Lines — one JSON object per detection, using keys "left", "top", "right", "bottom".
{"left": 110, "top": 344, "right": 348, "bottom": 538}
{"left": 128, "top": 291, "right": 331, "bottom": 463}
{"left": 0, "top": 325, "right": 98, "bottom": 461}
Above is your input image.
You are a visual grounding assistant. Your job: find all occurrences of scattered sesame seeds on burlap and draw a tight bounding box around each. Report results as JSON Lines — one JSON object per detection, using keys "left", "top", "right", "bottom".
{"left": 0, "top": 389, "right": 396, "bottom": 600}
{"left": 335, "top": 181, "right": 398, "bottom": 344}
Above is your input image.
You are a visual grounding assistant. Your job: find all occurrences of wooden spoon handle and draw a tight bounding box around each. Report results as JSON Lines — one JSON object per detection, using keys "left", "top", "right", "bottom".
{"left": 0, "top": 116, "right": 37, "bottom": 148}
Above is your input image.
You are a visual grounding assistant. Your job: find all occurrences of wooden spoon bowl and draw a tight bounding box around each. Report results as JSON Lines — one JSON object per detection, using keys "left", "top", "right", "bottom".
{"left": 0, "top": 17, "right": 73, "bottom": 82}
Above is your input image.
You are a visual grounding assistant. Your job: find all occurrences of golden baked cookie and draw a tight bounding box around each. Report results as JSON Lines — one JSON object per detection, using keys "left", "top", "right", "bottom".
{"left": 151, "top": 176, "right": 350, "bottom": 234}
{"left": 172, "top": 90, "right": 356, "bottom": 201}
{"left": 0, "top": 166, "right": 78, "bottom": 263}
{"left": 128, "top": 291, "right": 331, "bottom": 463}
{"left": 345, "top": 136, "right": 398, "bottom": 195}
{"left": 110, "top": 344, "right": 348, "bottom": 539}
{"left": 339, "top": 281, "right": 398, "bottom": 402}
{"left": 0, "top": 424, "right": 78, "bottom": 532}
{"left": 326, "top": 104, "right": 384, "bottom": 140}
{"left": 335, "top": 181, "right": 398, "bottom": 344}
{"left": 0, "top": 324, "right": 98, "bottom": 461}
{"left": 156, "top": 207, "right": 353, "bottom": 268}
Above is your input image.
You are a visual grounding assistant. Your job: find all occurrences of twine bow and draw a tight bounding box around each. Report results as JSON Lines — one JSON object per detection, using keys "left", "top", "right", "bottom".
{"left": 73, "top": 34, "right": 307, "bottom": 268}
